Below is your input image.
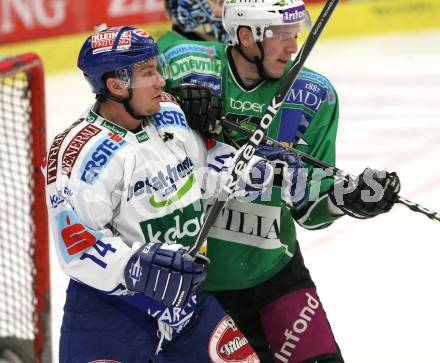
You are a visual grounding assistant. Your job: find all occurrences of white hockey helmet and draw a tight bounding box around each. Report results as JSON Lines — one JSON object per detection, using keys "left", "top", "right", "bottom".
{"left": 223, "top": 0, "right": 312, "bottom": 45}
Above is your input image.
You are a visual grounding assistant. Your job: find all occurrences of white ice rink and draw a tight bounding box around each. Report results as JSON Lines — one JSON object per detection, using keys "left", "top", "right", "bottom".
{"left": 46, "top": 30, "right": 440, "bottom": 362}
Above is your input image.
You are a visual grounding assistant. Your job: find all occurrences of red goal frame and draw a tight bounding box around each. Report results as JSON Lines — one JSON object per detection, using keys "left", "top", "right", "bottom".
{"left": 0, "top": 53, "right": 51, "bottom": 363}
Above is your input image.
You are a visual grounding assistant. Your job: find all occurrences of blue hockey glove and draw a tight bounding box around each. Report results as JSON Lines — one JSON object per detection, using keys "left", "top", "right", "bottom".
{"left": 329, "top": 167, "right": 400, "bottom": 219}
{"left": 236, "top": 158, "right": 274, "bottom": 196}
{"left": 254, "top": 145, "right": 308, "bottom": 210}
{"left": 205, "top": 141, "right": 274, "bottom": 200}
{"left": 124, "top": 242, "right": 208, "bottom": 308}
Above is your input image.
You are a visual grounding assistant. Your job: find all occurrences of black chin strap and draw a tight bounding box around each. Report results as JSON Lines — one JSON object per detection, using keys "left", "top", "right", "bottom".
{"left": 234, "top": 41, "right": 269, "bottom": 80}
{"left": 103, "top": 88, "right": 146, "bottom": 120}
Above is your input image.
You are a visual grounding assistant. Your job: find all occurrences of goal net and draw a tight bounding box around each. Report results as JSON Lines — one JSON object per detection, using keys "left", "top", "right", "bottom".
{"left": 0, "top": 53, "right": 51, "bottom": 363}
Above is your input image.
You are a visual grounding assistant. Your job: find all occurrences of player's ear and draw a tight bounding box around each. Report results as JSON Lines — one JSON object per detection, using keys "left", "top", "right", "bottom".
{"left": 106, "top": 77, "right": 126, "bottom": 97}
{"left": 238, "top": 27, "right": 254, "bottom": 48}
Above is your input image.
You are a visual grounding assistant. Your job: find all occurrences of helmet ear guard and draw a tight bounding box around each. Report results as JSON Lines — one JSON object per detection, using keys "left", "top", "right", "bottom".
{"left": 223, "top": 0, "right": 311, "bottom": 45}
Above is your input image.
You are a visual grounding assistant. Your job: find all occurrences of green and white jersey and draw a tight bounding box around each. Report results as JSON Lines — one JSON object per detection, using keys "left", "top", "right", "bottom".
{"left": 159, "top": 31, "right": 342, "bottom": 291}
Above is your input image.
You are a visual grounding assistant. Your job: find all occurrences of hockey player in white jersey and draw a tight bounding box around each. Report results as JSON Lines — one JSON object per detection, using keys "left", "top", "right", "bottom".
{"left": 42, "top": 25, "right": 260, "bottom": 363}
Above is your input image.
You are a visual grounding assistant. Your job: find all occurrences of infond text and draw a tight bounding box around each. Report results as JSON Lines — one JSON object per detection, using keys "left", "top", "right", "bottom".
{"left": 274, "top": 292, "right": 319, "bottom": 363}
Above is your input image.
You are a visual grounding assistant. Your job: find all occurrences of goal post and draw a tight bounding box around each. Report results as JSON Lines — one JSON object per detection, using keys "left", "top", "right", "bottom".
{"left": 0, "top": 53, "right": 51, "bottom": 363}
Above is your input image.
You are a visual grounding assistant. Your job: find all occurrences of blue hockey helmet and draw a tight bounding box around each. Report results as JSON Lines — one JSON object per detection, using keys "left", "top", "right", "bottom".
{"left": 165, "top": 0, "right": 228, "bottom": 42}
{"left": 77, "top": 26, "right": 168, "bottom": 94}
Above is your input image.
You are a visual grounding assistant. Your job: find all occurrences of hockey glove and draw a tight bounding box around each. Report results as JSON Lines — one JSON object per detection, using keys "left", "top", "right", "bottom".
{"left": 254, "top": 145, "right": 308, "bottom": 210}
{"left": 170, "top": 83, "right": 222, "bottom": 134}
{"left": 204, "top": 140, "right": 275, "bottom": 200}
{"left": 124, "top": 242, "right": 208, "bottom": 308}
{"left": 329, "top": 167, "right": 400, "bottom": 219}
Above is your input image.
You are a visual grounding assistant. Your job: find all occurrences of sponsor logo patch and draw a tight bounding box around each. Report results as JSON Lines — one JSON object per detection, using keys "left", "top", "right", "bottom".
{"left": 55, "top": 211, "right": 102, "bottom": 263}
{"left": 49, "top": 187, "right": 73, "bottom": 209}
{"left": 230, "top": 98, "right": 265, "bottom": 113}
{"left": 79, "top": 133, "right": 127, "bottom": 185}
{"left": 169, "top": 55, "right": 222, "bottom": 79}
{"left": 46, "top": 119, "right": 83, "bottom": 185}
{"left": 282, "top": 5, "right": 307, "bottom": 23}
{"left": 209, "top": 316, "right": 260, "bottom": 362}
{"left": 128, "top": 256, "right": 143, "bottom": 287}
{"left": 152, "top": 106, "right": 187, "bottom": 129}
{"left": 86, "top": 111, "right": 98, "bottom": 124}
{"left": 297, "top": 70, "right": 336, "bottom": 105}
{"left": 165, "top": 44, "right": 216, "bottom": 61}
{"left": 135, "top": 131, "right": 149, "bottom": 143}
{"left": 62, "top": 124, "right": 101, "bottom": 177}
{"left": 182, "top": 75, "right": 221, "bottom": 94}
{"left": 101, "top": 119, "right": 127, "bottom": 137}
{"left": 284, "top": 82, "right": 323, "bottom": 111}
{"left": 139, "top": 204, "right": 203, "bottom": 246}
{"left": 127, "top": 156, "right": 194, "bottom": 204}
{"left": 91, "top": 29, "right": 131, "bottom": 54}
{"left": 159, "top": 92, "right": 179, "bottom": 105}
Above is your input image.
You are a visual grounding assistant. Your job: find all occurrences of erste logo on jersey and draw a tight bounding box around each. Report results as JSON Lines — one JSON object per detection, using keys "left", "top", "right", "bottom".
{"left": 79, "top": 132, "right": 127, "bottom": 185}
{"left": 209, "top": 316, "right": 260, "bottom": 363}
{"left": 152, "top": 106, "right": 187, "bottom": 129}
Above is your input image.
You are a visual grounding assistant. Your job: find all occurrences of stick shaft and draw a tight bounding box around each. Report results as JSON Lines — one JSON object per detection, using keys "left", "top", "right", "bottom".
{"left": 222, "top": 118, "right": 440, "bottom": 223}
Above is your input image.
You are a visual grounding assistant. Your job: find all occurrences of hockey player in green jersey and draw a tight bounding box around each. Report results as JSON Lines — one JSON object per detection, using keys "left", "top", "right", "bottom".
{"left": 159, "top": 0, "right": 401, "bottom": 362}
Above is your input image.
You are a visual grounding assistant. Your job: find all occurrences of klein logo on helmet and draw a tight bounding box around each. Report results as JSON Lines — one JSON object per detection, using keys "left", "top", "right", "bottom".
{"left": 91, "top": 30, "right": 131, "bottom": 54}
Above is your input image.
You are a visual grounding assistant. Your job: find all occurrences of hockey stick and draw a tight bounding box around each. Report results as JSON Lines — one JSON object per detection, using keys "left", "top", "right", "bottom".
{"left": 221, "top": 118, "right": 440, "bottom": 223}
{"left": 188, "top": 0, "right": 340, "bottom": 256}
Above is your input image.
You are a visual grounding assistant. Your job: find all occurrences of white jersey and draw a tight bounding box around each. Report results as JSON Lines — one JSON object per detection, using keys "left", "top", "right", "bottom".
{"left": 42, "top": 94, "right": 208, "bottom": 295}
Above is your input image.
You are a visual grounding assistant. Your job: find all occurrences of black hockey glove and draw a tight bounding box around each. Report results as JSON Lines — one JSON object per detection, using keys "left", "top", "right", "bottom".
{"left": 169, "top": 83, "right": 222, "bottom": 135}
{"left": 329, "top": 168, "right": 400, "bottom": 219}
